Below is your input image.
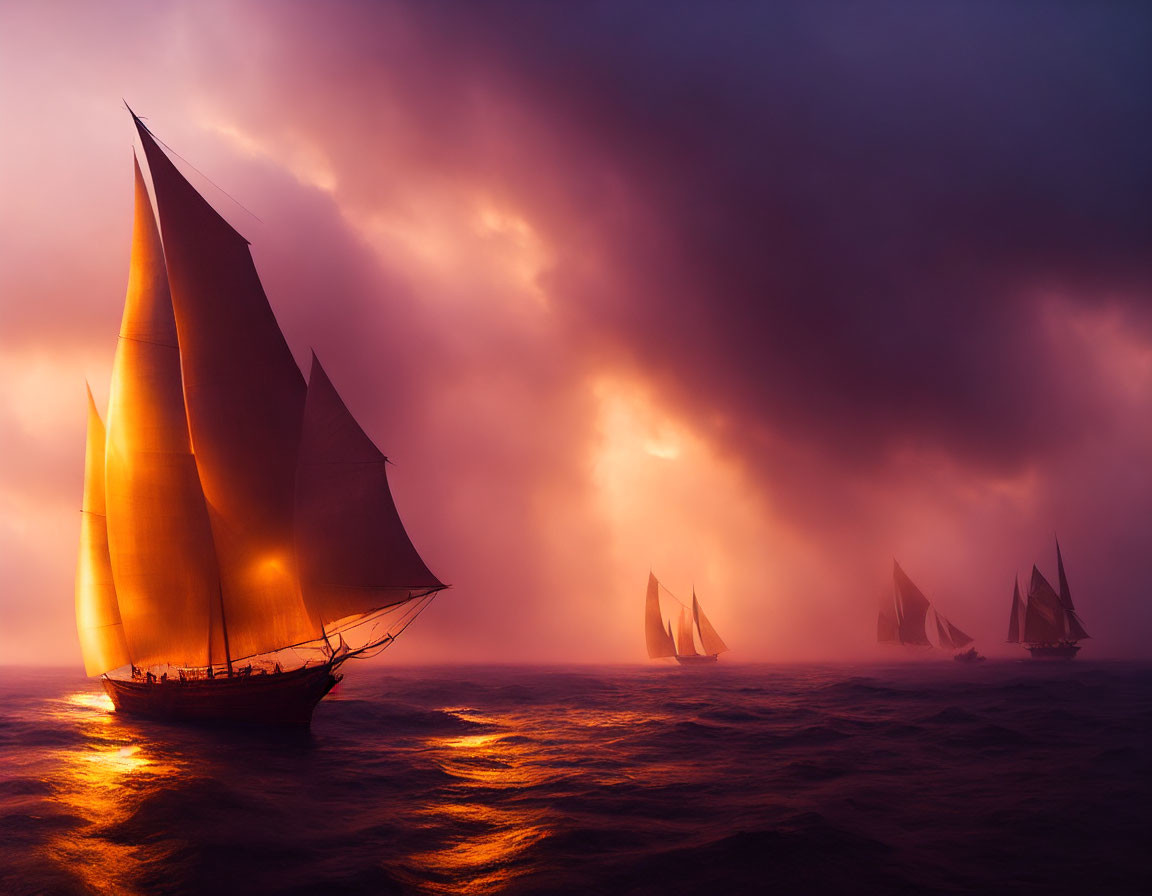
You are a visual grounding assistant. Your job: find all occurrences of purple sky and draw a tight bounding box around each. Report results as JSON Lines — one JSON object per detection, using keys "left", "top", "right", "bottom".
{"left": 1, "top": 1, "right": 1150, "bottom": 665}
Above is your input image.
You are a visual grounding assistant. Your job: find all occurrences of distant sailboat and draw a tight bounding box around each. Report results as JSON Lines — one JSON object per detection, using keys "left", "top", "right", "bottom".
{"left": 1007, "top": 540, "right": 1089, "bottom": 660}
{"left": 879, "top": 562, "right": 979, "bottom": 659}
{"left": 645, "top": 573, "right": 729, "bottom": 665}
{"left": 75, "top": 109, "right": 445, "bottom": 725}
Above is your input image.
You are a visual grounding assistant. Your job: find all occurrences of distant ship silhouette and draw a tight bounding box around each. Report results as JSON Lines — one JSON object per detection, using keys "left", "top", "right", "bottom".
{"left": 645, "top": 573, "right": 729, "bottom": 665}
{"left": 879, "top": 561, "right": 981, "bottom": 661}
{"left": 1007, "top": 540, "right": 1089, "bottom": 660}
{"left": 75, "top": 108, "right": 445, "bottom": 725}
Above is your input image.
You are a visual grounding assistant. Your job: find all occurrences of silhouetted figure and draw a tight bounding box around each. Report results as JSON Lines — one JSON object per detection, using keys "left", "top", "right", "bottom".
{"left": 146, "top": 671, "right": 155, "bottom": 684}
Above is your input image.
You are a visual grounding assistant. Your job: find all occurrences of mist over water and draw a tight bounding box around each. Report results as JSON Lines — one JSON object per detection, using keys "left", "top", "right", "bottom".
{"left": 1, "top": 662, "right": 1149, "bottom": 895}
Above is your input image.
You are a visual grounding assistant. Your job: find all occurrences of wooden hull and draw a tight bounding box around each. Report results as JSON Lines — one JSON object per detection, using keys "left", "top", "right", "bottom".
{"left": 675, "top": 654, "right": 719, "bottom": 665}
{"left": 1027, "top": 644, "right": 1081, "bottom": 661}
{"left": 103, "top": 663, "right": 341, "bottom": 727}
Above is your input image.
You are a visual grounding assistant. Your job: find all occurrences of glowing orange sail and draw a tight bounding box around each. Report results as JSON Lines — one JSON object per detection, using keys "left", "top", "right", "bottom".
{"left": 75, "top": 387, "right": 131, "bottom": 676}
{"left": 295, "top": 354, "right": 444, "bottom": 628}
{"left": 105, "top": 156, "right": 224, "bottom": 669}
{"left": 644, "top": 573, "right": 676, "bottom": 658}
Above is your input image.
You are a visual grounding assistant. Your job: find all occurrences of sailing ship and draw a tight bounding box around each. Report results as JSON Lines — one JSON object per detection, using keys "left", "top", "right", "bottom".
{"left": 1007, "top": 540, "right": 1089, "bottom": 660}
{"left": 75, "top": 108, "right": 445, "bottom": 725}
{"left": 878, "top": 561, "right": 979, "bottom": 659}
{"left": 644, "top": 573, "right": 729, "bottom": 665}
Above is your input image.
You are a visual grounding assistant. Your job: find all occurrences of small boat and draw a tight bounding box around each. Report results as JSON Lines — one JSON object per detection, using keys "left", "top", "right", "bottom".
{"left": 879, "top": 561, "right": 978, "bottom": 658}
{"left": 1007, "top": 540, "right": 1089, "bottom": 660}
{"left": 953, "top": 647, "right": 986, "bottom": 664}
{"left": 644, "top": 573, "right": 729, "bottom": 665}
{"left": 74, "top": 109, "right": 446, "bottom": 726}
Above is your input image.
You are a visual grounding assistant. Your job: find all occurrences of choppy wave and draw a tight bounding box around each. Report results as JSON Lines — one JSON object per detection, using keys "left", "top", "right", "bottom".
{"left": 1, "top": 662, "right": 1149, "bottom": 895}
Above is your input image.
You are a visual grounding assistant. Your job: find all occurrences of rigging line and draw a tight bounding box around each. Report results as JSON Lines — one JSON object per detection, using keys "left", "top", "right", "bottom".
{"left": 134, "top": 116, "right": 264, "bottom": 225}
{"left": 658, "top": 582, "right": 691, "bottom": 610}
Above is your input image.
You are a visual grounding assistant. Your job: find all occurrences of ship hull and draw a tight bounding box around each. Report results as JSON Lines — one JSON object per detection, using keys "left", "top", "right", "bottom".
{"left": 103, "top": 663, "right": 341, "bottom": 726}
{"left": 1026, "top": 644, "right": 1081, "bottom": 661}
{"left": 675, "top": 654, "right": 719, "bottom": 665}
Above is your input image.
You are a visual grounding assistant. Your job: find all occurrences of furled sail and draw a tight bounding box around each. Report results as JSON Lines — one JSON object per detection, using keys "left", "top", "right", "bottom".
{"left": 104, "top": 156, "right": 224, "bottom": 669}
{"left": 295, "top": 354, "right": 444, "bottom": 627}
{"left": 644, "top": 573, "right": 676, "bottom": 658}
{"left": 676, "top": 606, "right": 698, "bottom": 656}
{"left": 892, "top": 561, "right": 932, "bottom": 646}
{"left": 692, "top": 590, "right": 729, "bottom": 656}
{"left": 1007, "top": 577, "right": 1023, "bottom": 643}
{"left": 1024, "top": 567, "right": 1065, "bottom": 643}
{"left": 132, "top": 114, "right": 318, "bottom": 659}
{"left": 75, "top": 387, "right": 131, "bottom": 676}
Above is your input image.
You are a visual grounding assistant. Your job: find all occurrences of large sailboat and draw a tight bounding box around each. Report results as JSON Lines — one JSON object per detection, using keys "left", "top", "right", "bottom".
{"left": 644, "top": 573, "right": 729, "bottom": 665}
{"left": 1007, "top": 541, "right": 1089, "bottom": 660}
{"left": 879, "top": 561, "right": 978, "bottom": 658}
{"left": 75, "top": 109, "right": 446, "bottom": 725}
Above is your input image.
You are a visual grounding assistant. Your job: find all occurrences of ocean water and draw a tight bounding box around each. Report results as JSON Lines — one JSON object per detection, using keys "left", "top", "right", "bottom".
{"left": 0, "top": 662, "right": 1149, "bottom": 895}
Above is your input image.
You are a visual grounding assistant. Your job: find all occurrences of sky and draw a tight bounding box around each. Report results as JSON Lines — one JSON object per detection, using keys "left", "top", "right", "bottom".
{"left": 2, "top": 1, "right": 1151, "bottom": 666}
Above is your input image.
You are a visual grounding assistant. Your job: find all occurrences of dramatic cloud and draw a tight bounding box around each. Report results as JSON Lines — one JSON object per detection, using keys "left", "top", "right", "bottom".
{"left": 2, "top": 1, "right": 1150, "bottom": 665}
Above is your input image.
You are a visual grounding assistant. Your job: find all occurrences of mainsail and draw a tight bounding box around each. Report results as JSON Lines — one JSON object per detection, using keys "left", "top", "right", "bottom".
{"left": 1023, "top": 567, "right": 1065, "bottom": 643}
{"left": 644, "top": 573, "right": 676, "bottom": 658}
{"left": 105, "top": 156, "right": 224, "bottom": 670}
{"left": 133, "top": 114, "right": 318, "bottom": 660}
{"left": 1055, "top": 541, "right": 1090, "bottom": 640}
{"left": 676, "top": 606, "right": 699, "bottom": 656}
{"left": 76, "top": 110, "right": 444, "bottom": 678}
{"left": 933, "top": 611, "right": 973, "bottom": 650}
{"left": 892, "top": 561, "right": 932, "bottom": 646}
{"left": 692, "top": 590, "right": 729, "bottom": 656}
{"left": 75, "top": 388, "right": 131, "bottom": 676}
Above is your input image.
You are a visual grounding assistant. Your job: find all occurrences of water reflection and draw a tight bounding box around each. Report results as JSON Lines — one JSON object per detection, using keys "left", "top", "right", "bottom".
{"left": 43, "top": 686, "right": 180, "bottom": 896}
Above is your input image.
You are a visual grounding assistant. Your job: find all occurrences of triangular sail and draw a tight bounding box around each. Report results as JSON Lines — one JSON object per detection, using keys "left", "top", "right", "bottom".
{"left": 1055, "top": 541, "right": 1090, "bottom": 639}
{"left": 104, "top": 155, "right": 224, "bottom": 669}
{"left": 692, "top": 590, "right": 729, "bottom": 655}
{"left": 644, "top": 573, "right": 676, "bottom": 658}
{"left": 295, "top": 355, "right": 444, "bottom": 627}
{"left": 934, "top": 611, "right": 955, "bottom": 649}
{"left": 75, "top": 387, "right": 131, "bottom": 676}
{"left": 676, "top": 606, "right": 698, "bottom": 656}
{"left": 1007, "top": 577, "right": 1023, "bottom": 643}
{"left": 132, "top": 114, "right": 319, "bottom": 660}
{"left": 892, "top": 561, "right": 932, "bottom": 646}
{"left": 1024, "top": 566, "right": 1065, "bottom": 643}
{"left": 1055, "top": 539, "right": 1075, "bottom": 612}
{"left": 944, "top": 619, "right": 973, "bottom": 649}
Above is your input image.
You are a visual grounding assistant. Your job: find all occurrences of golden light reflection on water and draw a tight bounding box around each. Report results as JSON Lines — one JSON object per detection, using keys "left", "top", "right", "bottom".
{"left": 41, "top": 688, "right": 180, "bottom": 896}
{"left": 411, "top": 702, "right": 683, "bottom": 895}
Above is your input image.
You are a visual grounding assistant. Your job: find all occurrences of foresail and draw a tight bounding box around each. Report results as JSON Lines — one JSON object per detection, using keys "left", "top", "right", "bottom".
{"left": 892, "top": 561, "right": 932, "bottom": 646}
{"left": 133, "top": 114, "right": 318, "bottom": 659}
{"left": 945, "top": 619, "right": 973, "bottom": 649}
{"left": 1055, "top": 540, "right": 1075, "bottom": 611}
{"left": 295, "top": 356, "right": 444, "bottom": 627}
{"left": 645, "top": 574, "right": 676, "bottom": 658}
{"left": 105, "top": 156, "right": 223, "bottom": 669}
{"left": 75, "top": 387, "right": 131, "bottom": 676}
{"left": 692, "top": 591, "right": 729, "bottom": 655}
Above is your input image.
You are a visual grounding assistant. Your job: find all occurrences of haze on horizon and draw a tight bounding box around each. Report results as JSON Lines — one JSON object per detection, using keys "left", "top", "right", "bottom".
{"left": 2, "top": 1, "right": 1151, "bottom": 667}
